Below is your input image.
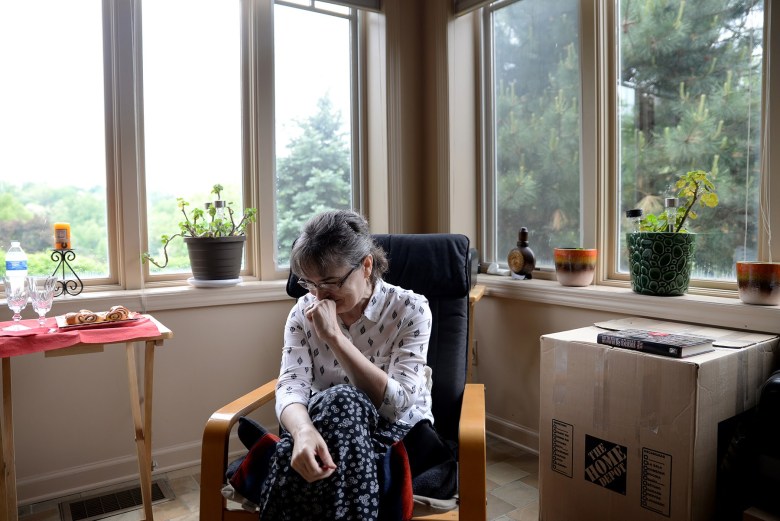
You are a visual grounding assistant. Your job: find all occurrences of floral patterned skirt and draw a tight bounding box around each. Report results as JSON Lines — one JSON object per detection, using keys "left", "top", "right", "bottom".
{"left": 259, "top": 384, "right": 411, "bottom": 521}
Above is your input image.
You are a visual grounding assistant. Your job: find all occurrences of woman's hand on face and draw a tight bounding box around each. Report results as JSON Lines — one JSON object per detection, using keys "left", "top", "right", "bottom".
{"left": 290, "top": 425, "right": 337, "bottom": 483}
{"left": 304, "top": 299, "right": 340, "bottom": 340}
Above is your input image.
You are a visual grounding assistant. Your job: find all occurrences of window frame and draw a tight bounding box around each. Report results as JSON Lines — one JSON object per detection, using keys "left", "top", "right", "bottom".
{"left": 480, "top": 0, "right": 595, "bottom": 281}
{"left": 266, "top": 0, "right": 364, "bottom": 274}
{"left": 93, "top": 0, "right": 367, "bottom": 291}
{"left": 480, "top": 0, "right": 779, "bottom": 295}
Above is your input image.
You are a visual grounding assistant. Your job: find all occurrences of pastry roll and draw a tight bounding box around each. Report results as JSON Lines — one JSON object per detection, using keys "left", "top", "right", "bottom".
{"left": 105, "top": 305, "right": 131, "bottom": 321}
{"left": 76, "top": 310, "right": 100, "bottom": 323}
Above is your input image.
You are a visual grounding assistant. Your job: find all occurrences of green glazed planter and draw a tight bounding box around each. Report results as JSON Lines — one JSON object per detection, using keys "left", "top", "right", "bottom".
{"left": 626, "top": 232, "right": 696, "bottom": 296}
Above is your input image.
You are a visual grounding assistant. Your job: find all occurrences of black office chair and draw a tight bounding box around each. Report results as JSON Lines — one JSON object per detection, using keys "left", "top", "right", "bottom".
{"left": 201, "top": 233, "right": 487, "bottom": 520}
{"left": 752, "top": 371, "right": 780, "bottom": 516}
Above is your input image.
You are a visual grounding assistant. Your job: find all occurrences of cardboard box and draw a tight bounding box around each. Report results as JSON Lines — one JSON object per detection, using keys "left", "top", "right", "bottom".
{"left": 539, "top": 319, "right": 779, "bottom": 521}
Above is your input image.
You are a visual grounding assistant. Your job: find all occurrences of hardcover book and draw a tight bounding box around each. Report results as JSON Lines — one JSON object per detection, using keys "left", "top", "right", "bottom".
{"left": 596, "top": 329, "right": 716, "bottom": 358}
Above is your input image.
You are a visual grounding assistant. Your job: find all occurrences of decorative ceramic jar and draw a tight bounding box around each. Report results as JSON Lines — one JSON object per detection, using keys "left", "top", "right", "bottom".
{"left": 554, "top": 248, "right": 597, "bottom": 287}
{"left": 736, "top": 261, "right": 780, "bottom": 306}
{"left": 626, "top": 232, "right": 696, "bottom": 296}
{"left": 507, "top": 227, "right": 535, "bottom": 279}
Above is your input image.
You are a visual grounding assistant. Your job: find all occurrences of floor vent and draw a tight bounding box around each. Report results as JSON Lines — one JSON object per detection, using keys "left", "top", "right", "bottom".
{"left": 59, "top": 480, "right": 175, "bottom": 521}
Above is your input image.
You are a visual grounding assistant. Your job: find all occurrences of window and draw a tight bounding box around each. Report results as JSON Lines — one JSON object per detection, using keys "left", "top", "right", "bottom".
{"left": 273, "top": 1, "right": 357, "bottom": 266}
{"left": 142, "top": 0, "right": 243, "bottom": 277}
{"left": 483, "top": 0, "right": 771, "bottom": 289}
{"left": 0, "top": 0, "right": 362, "bottom": 288}
{"left": 143, "top": 0, "right": 358, "bottom": 277}
{"left": 616, "top": 0, "right": 764, "bottom": 282}
{"left": 0, "top": 1, "right": 110, "bottom": 281}
{"left": 484, "top": 0, "right": 583, "bottom": 270}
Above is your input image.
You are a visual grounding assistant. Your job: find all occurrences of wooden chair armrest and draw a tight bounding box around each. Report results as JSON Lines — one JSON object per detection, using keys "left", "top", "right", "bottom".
{"left": 411, "top": 383, "right": 486, "bottom": 521}
{"left": 200, "top": 378, "right": 278, "bottom": 519}
{"left": 457, "top": 383, "right": 486, "bottom": 521}
{"left": 469, "top": 284, "right": 486, "bottom": 304}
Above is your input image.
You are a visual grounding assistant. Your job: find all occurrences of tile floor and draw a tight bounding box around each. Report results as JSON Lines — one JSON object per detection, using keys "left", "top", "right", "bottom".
{"left": 18, "top": 436, "right": 538, "bottom": 521}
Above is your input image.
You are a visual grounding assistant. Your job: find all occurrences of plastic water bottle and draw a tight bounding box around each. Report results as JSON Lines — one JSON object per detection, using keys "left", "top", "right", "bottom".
{"left": 5, "top": 241, "right": 28, "bottom": 280}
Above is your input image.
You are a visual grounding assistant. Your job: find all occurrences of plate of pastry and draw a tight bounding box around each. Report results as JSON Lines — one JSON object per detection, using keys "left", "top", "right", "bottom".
{"left": 56, "top": 305, "right": 141, "bottom": 330}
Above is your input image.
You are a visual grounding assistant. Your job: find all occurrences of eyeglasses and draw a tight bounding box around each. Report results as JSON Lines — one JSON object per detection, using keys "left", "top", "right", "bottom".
{"left": 297, "top": 262, "right": 362, "bottom": 292}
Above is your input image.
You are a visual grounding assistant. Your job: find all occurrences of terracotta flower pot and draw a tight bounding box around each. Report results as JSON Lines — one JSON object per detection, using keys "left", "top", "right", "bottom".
{"left": 554, "top": 248, "right": 597, "bottom": 287}
{"left": 736, "top": 261, "right": 780, "bottom": 306}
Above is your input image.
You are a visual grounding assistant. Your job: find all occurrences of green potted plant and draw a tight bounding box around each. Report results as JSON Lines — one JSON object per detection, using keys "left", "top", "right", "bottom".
{"left": 627, "top": 169, "right": 718, "bottom": 296}
{"left": 142, "top": 184, "right": 257, "bottom": 282}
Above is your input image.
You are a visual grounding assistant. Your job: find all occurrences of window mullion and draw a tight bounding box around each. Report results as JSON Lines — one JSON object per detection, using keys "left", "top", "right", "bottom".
{"left": 105, "top": 0, "right": 145, "bottom": 290}
{"left": 480, "top": 7, "right": 497, "bottom": 266}
{"left": 579, "top": 0, "right": 600, "bottom": 256}
{"left": 764, "top": 1, "right": 780, "bottom": 262}
{"left": 251, "top": 0, "right": 285, "bottom": 280}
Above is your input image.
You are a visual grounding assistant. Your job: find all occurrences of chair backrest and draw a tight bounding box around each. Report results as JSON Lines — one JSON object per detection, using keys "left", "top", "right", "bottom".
{"left": 286, "top": 233, "right": 472, "bottom": 444}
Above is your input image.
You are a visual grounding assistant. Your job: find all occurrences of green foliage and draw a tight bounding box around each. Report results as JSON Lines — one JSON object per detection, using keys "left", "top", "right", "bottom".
{"left": 0, "top": 95, "right": 348, "bottom": 279}
{"left": 617, "top": 0, "right": 763, "bottom": 276}
{"left": 141, "top": 184, "right": 257, "bottom": 269}
{"left": 493, "top": 1, "right": 582, "bottom": 265}
{"left": 275, "top": 96, "right": 352, "bottom": 265}
{"left": 492, "top": 0, "right": 762, "bottom": 276}
{"left": 0, "top": 181, "right": 110, "bottom": 278}
{"left": 639, "top": 170, "right": 719, "bottom": 232}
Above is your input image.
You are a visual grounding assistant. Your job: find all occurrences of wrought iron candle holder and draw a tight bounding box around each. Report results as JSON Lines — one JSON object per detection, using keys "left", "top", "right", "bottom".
{"left": 51, "top": 249, "right": 84, "bottom": 296}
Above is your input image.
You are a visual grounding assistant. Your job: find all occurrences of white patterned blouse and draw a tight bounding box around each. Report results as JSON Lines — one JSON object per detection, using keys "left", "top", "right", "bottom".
{"left": 275, "top": 278, "right": 434, "bottom": 427}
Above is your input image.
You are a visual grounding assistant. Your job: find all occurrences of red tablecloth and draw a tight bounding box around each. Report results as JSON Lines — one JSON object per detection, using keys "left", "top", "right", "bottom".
{"left": 0, "top": 315, "right": 162, "bottom": 358}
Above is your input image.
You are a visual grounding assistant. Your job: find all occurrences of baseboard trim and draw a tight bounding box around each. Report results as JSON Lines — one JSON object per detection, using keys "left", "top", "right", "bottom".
{"left": 486, "top": 413, "right": 539, "bottom": 454}
{"left": 17, "top": 438, "right": 208, "bottom": 506}
{"left": 19, "top": 418, "right": 538, "bottom": 505}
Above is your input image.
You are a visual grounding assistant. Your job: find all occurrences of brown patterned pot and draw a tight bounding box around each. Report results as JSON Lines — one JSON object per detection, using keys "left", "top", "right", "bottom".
{"left": 554, "top": 248, "right": 597, "bottom": 287}
{"left": 736, "top": 261, "right": 780, "bottom": 306}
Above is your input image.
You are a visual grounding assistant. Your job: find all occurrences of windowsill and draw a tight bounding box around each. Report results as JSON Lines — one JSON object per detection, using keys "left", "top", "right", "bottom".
{"left": 477, "top": 274, "right": 780, "bottom": 335}
{"left": 10, "top": 276, "right": 778, "bottom": 335}
{"left": 21, "top": 279, "right": 291, "bottom": 316}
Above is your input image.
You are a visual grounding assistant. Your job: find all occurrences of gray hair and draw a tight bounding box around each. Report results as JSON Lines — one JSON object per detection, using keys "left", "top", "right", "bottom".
{"left": 290, "top": 210, "right": 388, "bottom": 285}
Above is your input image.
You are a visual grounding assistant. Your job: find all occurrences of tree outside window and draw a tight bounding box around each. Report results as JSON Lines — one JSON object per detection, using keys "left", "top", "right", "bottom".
{"left": 0, "top": 1, "right": 109, "bottom": 280}
{"left": 487, "top": 0, "right": 765, "bottom": 285}
{"left": 273, "top": 3, "right": 355, "bottom": 267}
{"left": 0, "top": 0, "right": 358, "bottom": 285}
{"left": 617, "top": 0, "right": 764, "bottom": 281}
{"left": 489, "top": 0, "right": 583, "bottom": 269}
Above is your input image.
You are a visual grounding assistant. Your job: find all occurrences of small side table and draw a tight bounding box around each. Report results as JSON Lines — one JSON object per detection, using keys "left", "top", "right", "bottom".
{"left": 0, "top": 315, "right": 173, "bottom": 521}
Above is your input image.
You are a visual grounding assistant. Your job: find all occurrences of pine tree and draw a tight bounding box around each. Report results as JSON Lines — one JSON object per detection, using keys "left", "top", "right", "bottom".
{"left": 493, "top": 0, "right": 763, "bottom": 276}
{"left": 619, "top": 0, "right": 762, "bottom": 276}
{"left": 275, "top": 95, "right": 352, "bottom": 264}
{"left": 493, "top": 0, "right": 582, "bottom": 264}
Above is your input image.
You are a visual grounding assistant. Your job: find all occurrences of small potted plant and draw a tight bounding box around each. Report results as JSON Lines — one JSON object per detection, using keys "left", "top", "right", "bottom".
{"left": 142, "top": 184, "right": 257, "bottom": 282}
{"left": 627, "top": 169, "right": 718, "bottom": 296}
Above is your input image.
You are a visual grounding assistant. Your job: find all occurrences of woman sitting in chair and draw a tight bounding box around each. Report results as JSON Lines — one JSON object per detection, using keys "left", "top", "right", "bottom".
{"left": 243, "top": 210, "right": 434, "bottom": 520}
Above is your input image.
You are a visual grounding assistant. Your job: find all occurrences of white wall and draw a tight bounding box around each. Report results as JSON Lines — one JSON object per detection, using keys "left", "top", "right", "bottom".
{"left": 471, "top": 296, "right": 632, "bottom": 452}
{"left": 7, "top": 282, "right": 780, "bottom": 503}
{"left": 8, "top": 299, "right": 289, "bottom": 503}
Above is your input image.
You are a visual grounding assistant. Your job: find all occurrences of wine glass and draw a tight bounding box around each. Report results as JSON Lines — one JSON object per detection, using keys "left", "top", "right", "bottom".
{"left": 27, "top": 276, "right": 57, "bottom": 327}
{"left": 3, "top": 276, "right": 30, "bottom": 330}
